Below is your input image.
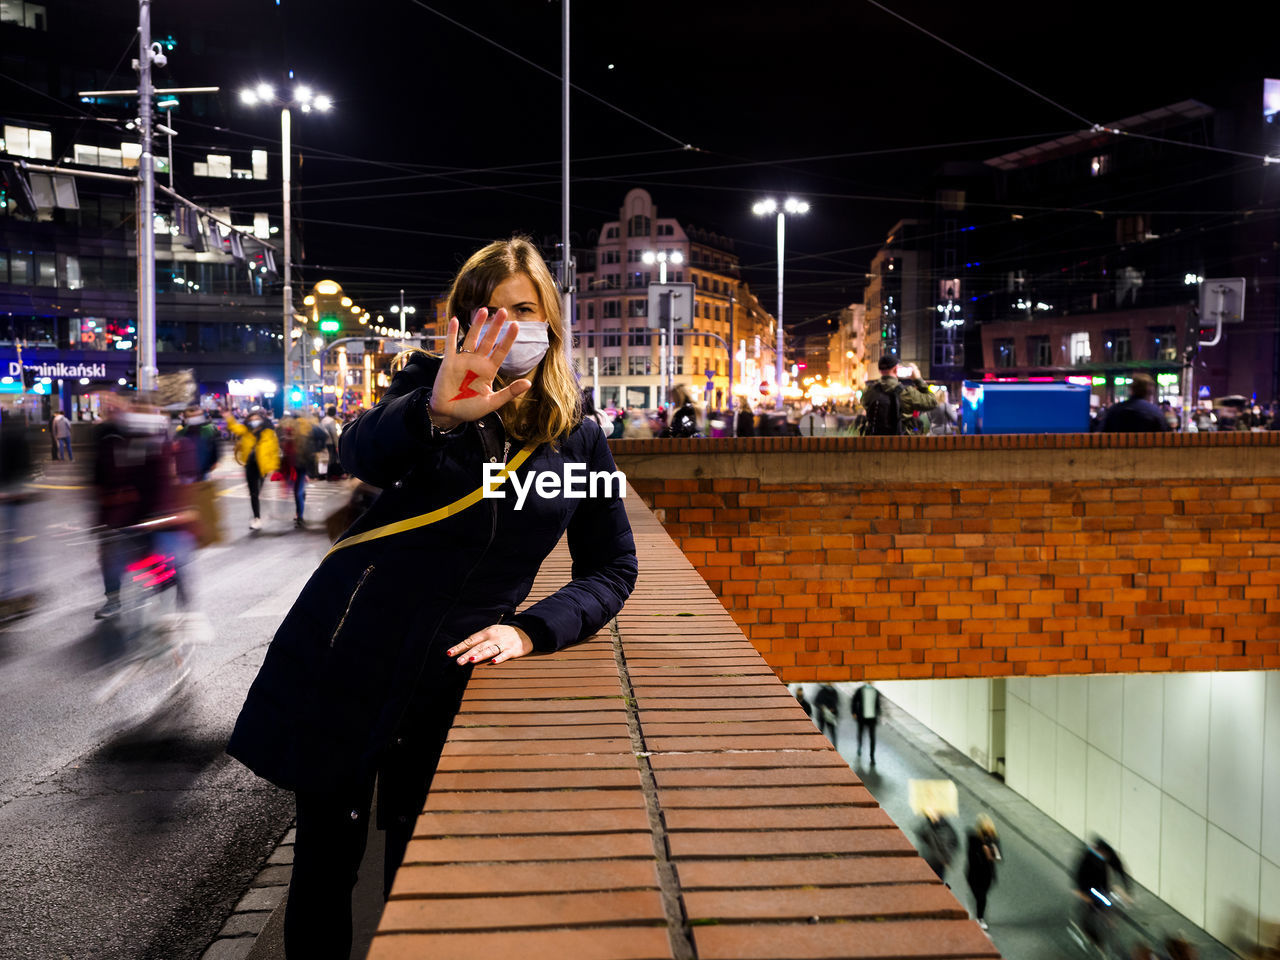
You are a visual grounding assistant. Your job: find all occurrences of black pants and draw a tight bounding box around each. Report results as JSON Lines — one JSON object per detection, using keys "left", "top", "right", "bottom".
{"left": 245, "top": 459, "right": 262, "bottom": 519}
{"left": 970, "top": 878, "right": 990, "bottom": 920}
{"left": 284, "top": 776, "right": 415, "bottom": 960}
{"left": 857, "top": 719, "right": 877, "bottom": 760}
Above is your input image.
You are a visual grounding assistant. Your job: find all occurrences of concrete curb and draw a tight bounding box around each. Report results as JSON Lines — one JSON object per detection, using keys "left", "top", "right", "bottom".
{"left": 200, "top": 824, "right": 294, "bottom": 960}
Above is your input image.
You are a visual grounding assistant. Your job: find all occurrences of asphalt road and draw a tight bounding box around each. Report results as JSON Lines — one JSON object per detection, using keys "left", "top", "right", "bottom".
{"left": 0, "top": 458, "right": 353, "bottom": 960}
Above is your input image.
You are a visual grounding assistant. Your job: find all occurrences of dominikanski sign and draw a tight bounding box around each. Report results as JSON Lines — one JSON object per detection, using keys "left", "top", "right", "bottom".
{"left": 7, "top": 360, "right": 109, "bottom": 379}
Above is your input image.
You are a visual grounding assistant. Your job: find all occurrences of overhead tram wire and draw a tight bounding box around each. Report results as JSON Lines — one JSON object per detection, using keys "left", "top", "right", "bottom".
{"left": 861, "top": 0, "right": 1280, "bottom": 167}
{"left": 183, "top": 147, "right": 686, "bottom": 203}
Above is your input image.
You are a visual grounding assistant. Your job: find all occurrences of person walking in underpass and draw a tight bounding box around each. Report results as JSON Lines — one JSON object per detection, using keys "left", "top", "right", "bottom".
{"left": 813, "top": 683, "right": 839, "bottom": 746}
{"left": 965, "top": 813, "right": 1001, "bottom": 930}
{"left": 852, "top": 679, "right": 881, "bottom": 765}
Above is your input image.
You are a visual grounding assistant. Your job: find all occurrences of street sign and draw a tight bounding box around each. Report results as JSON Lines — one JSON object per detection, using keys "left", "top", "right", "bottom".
{"left": 1200, "top": 278, "right": 1245, "bottom": 324}
{"left": 646, "top": 282, "right": 696, "bottom": 330}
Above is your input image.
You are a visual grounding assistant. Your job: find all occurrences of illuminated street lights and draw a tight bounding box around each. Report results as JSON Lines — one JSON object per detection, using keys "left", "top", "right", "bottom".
{"left": 390, "top": 289, "right": 416, "bottom": 337}
{"left": 753, "top": 197, "right": 809, "bottom": 411}
{"left": 642, "top": 249, "right": 685, "bottom": 404}
{"left": 240, "top": 81, "right": 332, "bottom": 411}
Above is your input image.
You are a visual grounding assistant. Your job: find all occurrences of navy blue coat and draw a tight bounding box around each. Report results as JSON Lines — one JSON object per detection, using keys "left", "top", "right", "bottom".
{"left": 226, "top": 352, "right": 638, "bottom": 800}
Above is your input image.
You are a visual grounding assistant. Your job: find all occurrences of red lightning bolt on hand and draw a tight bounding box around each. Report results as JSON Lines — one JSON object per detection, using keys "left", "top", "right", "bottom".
{"left": 449, "top": 369, "right": 482, "bottom": 402}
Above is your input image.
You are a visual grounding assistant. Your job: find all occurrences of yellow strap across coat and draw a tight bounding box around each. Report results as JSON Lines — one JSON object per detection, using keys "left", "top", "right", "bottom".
{"left": 324, "top": 443, "right": 537, "bottom": 559}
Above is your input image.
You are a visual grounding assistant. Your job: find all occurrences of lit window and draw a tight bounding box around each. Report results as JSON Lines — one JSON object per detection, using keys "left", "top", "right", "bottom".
{"left": 206, "top": 154, "right": 232, "bottom": 178}
{"left": 3, "top": 124, "right": 53, "bottom": 160}
{"left": 0, "top": 2, "right": 46, "bottom": 30}
{"left": 73, "top": 144, "right": 99, "bottom": 165}
{"left": 1070, "top": 332, "right": 1091, "bottom": 365}
{"left": 252, "top": 150, "right": 269, "bottom": 180}
{"left": 121, "top": 142, "right": 141, "bottom": 169}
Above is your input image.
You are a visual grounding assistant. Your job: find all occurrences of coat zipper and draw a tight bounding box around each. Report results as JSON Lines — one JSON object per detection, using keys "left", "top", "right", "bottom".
{"left": 330, "top": 564, "right": 375, "bottom": 648}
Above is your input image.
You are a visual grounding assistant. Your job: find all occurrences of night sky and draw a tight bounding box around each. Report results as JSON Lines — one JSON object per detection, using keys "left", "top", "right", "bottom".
{"left": 155, "top": 0, "right": 1279, "bottom": 335}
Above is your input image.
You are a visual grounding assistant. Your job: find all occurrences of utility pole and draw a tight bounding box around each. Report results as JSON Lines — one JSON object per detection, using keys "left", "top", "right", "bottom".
{"left": 560, "top": 0, "right": 574, "bottom": 370}
{"left": 135, "top": 0, "right": 157, "bottom": 393}
{"left": 281, "top": 104, "right": 292, "bottom": 412}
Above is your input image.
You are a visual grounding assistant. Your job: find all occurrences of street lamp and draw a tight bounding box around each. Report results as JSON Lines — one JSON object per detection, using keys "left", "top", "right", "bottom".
{"left": 240, "top": 80, "right": 332, "bottom": 412}
{"left": 390, "top": 289, "right": 417, "bottom": 337}
{"left": 753, "top": 197, "right": 809, "bottom": 411}
{"left": 641, "top": 250, "right": 685, "bottom": 406}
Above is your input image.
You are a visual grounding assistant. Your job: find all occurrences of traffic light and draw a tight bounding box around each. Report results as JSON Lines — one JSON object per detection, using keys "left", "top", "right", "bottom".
{"left": 319, "top": 319, "right": 341, "bottom": 333}
{"left": 289, "top": 386, "right": 303, "bottom": 405}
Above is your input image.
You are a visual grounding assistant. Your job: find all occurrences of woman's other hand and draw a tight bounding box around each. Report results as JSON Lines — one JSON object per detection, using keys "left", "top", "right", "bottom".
{"left": 428, "top": 310, "right": 533, "bottom": 430}
{"left": 447, "top": 624, "right": 535, "bottom": 665}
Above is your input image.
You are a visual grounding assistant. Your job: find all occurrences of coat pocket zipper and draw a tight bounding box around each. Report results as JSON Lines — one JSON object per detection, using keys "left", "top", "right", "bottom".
{"left": 330, "top": 565, "right": 375, "bottom": 648}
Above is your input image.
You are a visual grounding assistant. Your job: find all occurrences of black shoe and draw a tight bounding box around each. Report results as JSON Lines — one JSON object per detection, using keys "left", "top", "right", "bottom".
{"left": 94, "top": 597, "right": 121, "bottom": 620}
{"left": 294, "top": 517, "right": 305, "bottom": 528}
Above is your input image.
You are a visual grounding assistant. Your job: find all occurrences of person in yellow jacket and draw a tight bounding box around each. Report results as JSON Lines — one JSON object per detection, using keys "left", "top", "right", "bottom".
{"left": 225, "top": 406, "right": 281, "bottom": 530}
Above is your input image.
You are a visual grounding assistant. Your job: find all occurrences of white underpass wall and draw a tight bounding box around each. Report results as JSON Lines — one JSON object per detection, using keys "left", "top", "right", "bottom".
{"left": 876, "top": 672, "right": 1280, "bottom": 952}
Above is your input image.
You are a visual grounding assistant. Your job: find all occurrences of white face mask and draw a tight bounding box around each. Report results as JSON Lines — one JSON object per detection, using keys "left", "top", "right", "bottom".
{"left": 498, "top": 321, "right": 550, "bottom": 378}
{"left": 247, "top": 418, "right": 263, "bottom": 430}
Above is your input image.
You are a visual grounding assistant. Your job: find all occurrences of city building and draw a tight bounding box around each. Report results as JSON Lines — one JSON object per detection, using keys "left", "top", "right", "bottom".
{"left": 862, "top": 220, "right": 933, "bottom": 383}
{"left": 1, "top": 1, "right": 301, "bottom": 421}
{"left": 826, "top": 303, "right": 865, "bottom": 398}
{"left": 573, "top": 188, "right": 776, "bottom": 412}
{"left": 858, "top": 94, "right": 1280, "bottom": 409}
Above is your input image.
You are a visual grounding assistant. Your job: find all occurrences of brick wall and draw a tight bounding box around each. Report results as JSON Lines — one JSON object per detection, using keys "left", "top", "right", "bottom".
{"left": 611, "top": 433, "right": 1280, "bottom": 683}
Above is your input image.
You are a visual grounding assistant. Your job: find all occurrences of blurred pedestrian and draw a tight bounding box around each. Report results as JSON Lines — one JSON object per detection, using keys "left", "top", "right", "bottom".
{"left": 582, "top": 388, "right": 612, "bottom": 433}
{"left": 666, "top": 385, "right": 700, "bottom": 438}
{"left": 792, "top": 683, "right": 811, "bottom": 718}
{"left": 609, "top": 407, "right": 625, "bottom": 439}
{"left": 1100, "top": 374, "right": 1169, "bottom": 433}
{"left": 176, "top": 406, "right": 219, "bottom": 482}
{"left": 1073, "top": 835, "right": 1132, "bottom": 950}
{"left": 965, "top": 813, "right": 1001, "bottom": 929}
{"left": 736, "top": 400, "right": 756, "bottom": 437}
{"left": 319, "top": 405, "right": 343, "bottom": 480}
{"left": 851, "top": 679, "right": 881, "bottom": 765}
{"left": 279, "top": 413, "right": 327, "bottom": 528}
{"left": 919, "top": 808, "right": 959, "bottom": 882}
{"left": 813, "top": 683, "right": 839, "bottom": 746}
{"left": 226, "top": 236, "right": 637, "bottom": 960}
{"left": 0, "top": 408, "right": 37, "bottom": 621}
{"left": 51, "top": 410, "right": 73, "bottom": 460}
{"left": 91, "top": 393, "right": 178, "bottom": 619}
{"left": 929, "top": 386, "right": 960, "bottom": 435}
{"left": 225, "top": 406, "right": 280, "bottom": 531}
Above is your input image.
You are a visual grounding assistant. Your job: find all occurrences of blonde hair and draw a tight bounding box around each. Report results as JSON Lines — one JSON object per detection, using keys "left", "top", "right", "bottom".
{"left": 394, "top": 237, "right": 581, "bottom": 447}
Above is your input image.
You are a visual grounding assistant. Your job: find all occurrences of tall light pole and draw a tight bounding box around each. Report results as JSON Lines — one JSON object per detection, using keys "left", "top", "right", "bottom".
{"left": 391, "top": 290, "right": 416, "bottom": 337}
{"left": 642, "top": 249, "right": 684, "bottom": 404}
{"left": 240, "top": 81, "right": 332, "bottom": 412}
{"left": 753, "top": 197, "right": 809, "bottom": 411}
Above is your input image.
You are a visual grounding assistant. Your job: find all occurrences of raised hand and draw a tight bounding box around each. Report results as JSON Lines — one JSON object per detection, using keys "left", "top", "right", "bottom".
{"left": 428, "top": 309, "right": 533, "bottom": 430}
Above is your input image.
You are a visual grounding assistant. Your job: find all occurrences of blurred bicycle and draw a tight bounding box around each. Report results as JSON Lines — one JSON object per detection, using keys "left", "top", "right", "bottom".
{"left": 93, "top": 515, "right": 195, "bottom": 729}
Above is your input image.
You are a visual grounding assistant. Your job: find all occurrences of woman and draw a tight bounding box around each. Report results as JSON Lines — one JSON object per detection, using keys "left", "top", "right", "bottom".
{"left": 224, "top": 405, "right": 280, "bottom": 531}
{"left": 226, "top": 237, "right": 638, "bottom": 960}
{"left": 929, "top": 386, "right": 960, "bottom": 436}
{"left": 965, "top": 813, "right": 1001, "bottom": 930}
